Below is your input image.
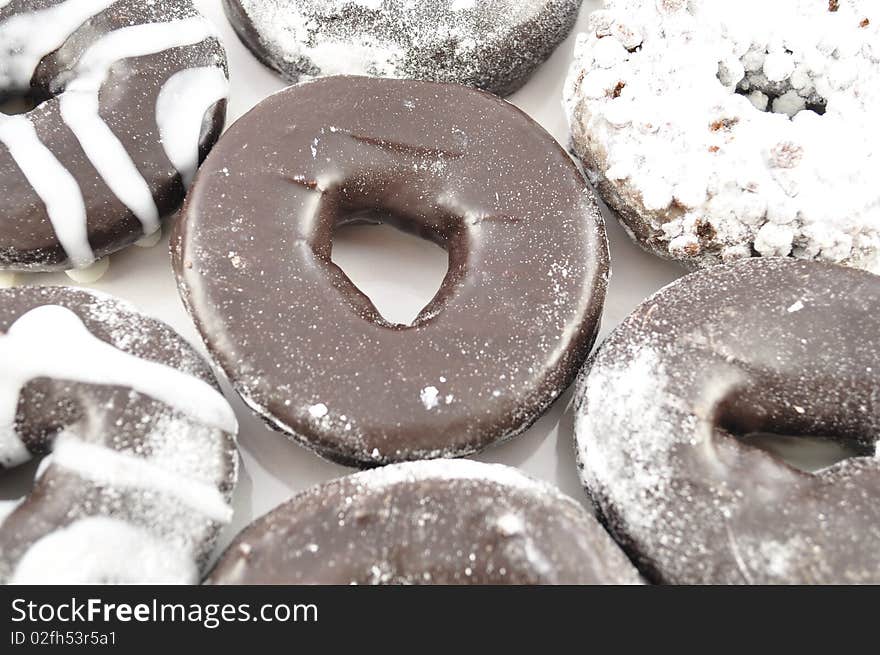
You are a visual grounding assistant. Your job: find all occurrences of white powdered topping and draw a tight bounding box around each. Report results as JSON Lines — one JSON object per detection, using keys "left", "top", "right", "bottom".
{"left": 156, "top": 66, "right": 230, "bottom": 188}
{"left": 565, "top": 0, "right": 880, "bottom": 272}
{"left": 345, "top": 458, "right": 580, "bottom": 504}
{"left": 0, "top": 305, "right": 236, "bottom": 466}
{"left": 0, "top": 114, "right": 93, "bottom": 268}
{"left": 0, "top": 0, "right": 119, "bottom": 90}
{"left": 232, "top": 0, "right": 556, "bottom": 84}
{"left": 420, "top": 386, "right": 440, "bottom": 410}
{"left": 240, "top": 0, "right": 404, "bottom": 77}
{"left": 51, "top": 434, "right": 233, "bottom": 523}
{"left": 576, "top": 347, "right": 691, "bottom": 534}
{"left": 9, "top": 517, "right": 198, "bottom": 585}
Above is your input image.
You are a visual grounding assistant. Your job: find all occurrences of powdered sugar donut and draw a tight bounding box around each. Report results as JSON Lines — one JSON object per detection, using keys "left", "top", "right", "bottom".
{"left": 0, "top": 0, "right": 229, "bottom": 274}
{"left": 207, "top": 459, "right": 642, "bottom": 585}
{"left": 574, "top": 258, "right": 880, "bottom": 584}
{"left": 564, "top": 0, "right": 880, "bottom": 272}
{"left": 0, "top": 287, "right": 238, "bottom": 584}
{"left": 223, "top": 0, "right": 583, "bottom": 96}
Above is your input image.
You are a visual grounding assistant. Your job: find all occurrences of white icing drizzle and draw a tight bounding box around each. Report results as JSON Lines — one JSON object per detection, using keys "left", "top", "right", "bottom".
{"left": 0, "top": 0, "right": 119, "bottom": 89}
{"left": 59, "top": 17, "right": 220, "bottom": 235}
{"left": 0, "top": 305, "right": 237, "bottom": 467}
{"left": 0, "top": 114, "right": 93, "bottom": 268}
{"left": 9, "top": 517, "right": 199, "bottom": 585}
{"left": 156, "top": 66, "right": 229, "bottom": 188}
{"left": 59, "top": 93, "right": 160, "bottom": 237}
{"left": 51, "top": 434, "right": 233, "bottom": 523}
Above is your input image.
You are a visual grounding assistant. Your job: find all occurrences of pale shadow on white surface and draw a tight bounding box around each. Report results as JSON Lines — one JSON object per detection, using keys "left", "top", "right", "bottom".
{"left": 331, "top": 222, "right": 449, "bottom": 326}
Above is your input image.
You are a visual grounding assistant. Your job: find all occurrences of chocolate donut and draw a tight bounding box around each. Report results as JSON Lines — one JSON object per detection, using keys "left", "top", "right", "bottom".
{"left": 574, "top": 258, "right": 880, "bottom": 584}
{"left": 564, "top": 1, "right": 880, "bottom": 272}
{"left": 0, "top": 0, "right": 228, "bottom": 273}
{"left": 222, "top": 0, "right": 583, "bottom": 96}
{"left": 0, "top": 286, "right": 238, "bottom": 584}
{"left": 173, "top": 76, "right": 609, "bottom": 467}
{"left": 207, "top": 459, "right": 642, "bottom": 585}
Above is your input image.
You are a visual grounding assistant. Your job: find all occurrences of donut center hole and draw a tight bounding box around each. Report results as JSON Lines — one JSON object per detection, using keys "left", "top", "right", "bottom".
{"left": 331, "top": 210, "right": 450, "bottom": 326}
{"left": 720, "top": 53, "right": 828, "bottom": 118}
{"left": 735, "top": 432, "right": 869, "bottom": 473}
{"left": 0, "top": 456, "right": 42, "bottom": 522}
{"left": 0, "top": 90, "right": 49, "bottom": 116}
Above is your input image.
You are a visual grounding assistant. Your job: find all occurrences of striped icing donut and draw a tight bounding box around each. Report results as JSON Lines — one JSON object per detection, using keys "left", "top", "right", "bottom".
{"left": 0, "top": 286, "right": 238, "bottom": 584}
{"left": 0, "top": 0, "right": 229, "bottom": 275}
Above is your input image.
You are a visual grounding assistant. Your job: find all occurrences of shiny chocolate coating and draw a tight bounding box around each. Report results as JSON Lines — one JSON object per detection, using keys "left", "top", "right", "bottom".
{"left": 173, "top": 76, "right": 609, "bottom": 466}
{"left": 206, "top": 460, "right": 643, "bottom": 585}
{"left": 575, "top": 258, "right": 880, "bottom": 584}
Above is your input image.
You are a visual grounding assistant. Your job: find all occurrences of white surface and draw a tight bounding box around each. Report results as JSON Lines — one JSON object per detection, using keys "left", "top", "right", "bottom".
{"left": 11, "top": 0, "right": 685, "bottom": 554}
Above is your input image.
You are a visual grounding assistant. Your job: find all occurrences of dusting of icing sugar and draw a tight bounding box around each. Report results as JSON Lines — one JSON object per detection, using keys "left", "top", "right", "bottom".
{"left": 574, "top": 258, "right": 880, "bottom": 584}
{"left": 0, "top": 287, "right": 238, "bottom": 584}
{"left": 308, "top": 403, "right": 329, "bottom": 419}
{"left": 51, "top": 433, "right": 233, "bottom": 523}
{"left": 420, "top": 386, "right": 440, "bottom": 410}
{"left": 227, "top": 0, "right": 580, "bottom": 95}
{"left": 9, "top": 517, "right": 198, "bottom": 585}
{"left": 565, "top": 0, "right": 880, "bottom": 272}
{"left": 0, "top": 304, "right": 236, "bottom": 467}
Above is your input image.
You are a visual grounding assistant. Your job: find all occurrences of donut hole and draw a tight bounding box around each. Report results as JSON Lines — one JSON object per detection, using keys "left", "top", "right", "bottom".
{"left": 719, "top": 54, "right": 828, "bottom": 118}
{"left": 715, "top": 396, "right": 874, "bottom": 473}
{"left": 735, "top": 433, "right": 868, "bottom": 473}
{"left": 0, "top": 91, "right": 45, "bottom": 116}
{"left": 0, "top": 457, "right": 41, "bottom": 504}
{"left": 331, "top": 209, "right": 451, "bottom": 326}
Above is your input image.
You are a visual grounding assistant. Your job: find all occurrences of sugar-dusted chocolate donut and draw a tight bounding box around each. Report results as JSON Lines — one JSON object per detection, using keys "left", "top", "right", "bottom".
{"left": 564, "top": 0, "right": 880, "bottom": 272}
{"left": 173, "top": 76, "right": 609, "bottom": 467}
{"left": 222, "top": 0, "right": 583, "bottom": 96}
{"left": 207, "top": 459, "right": 642, "bottom": 585}
{"left": 574, "top": 258, "right": 880, "bottom": 584}
{"left": 0, "top": 286, "right": 238, "bottom": 584}
{"left": 0, "top": 0, "right": 229, "bottom": 274}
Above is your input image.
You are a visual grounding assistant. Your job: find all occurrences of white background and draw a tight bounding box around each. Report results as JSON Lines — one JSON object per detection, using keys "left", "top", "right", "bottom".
{"left": 14, "top": 0, "right": 687, "bottom": 554}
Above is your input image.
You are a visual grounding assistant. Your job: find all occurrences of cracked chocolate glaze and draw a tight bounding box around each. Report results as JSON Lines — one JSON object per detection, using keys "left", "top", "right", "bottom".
{"left": 0, "top": 0, "right": 228, "bottom": 272}
{"left": 173, "top": 76, "right": 609, "bottom": 467}
{"left": 574, "top": 258, "right": 880, "bottom": 584}
{"left": 222, "top": 0, "right": 583, "bottom": 97}
{"left": 206, "top": 459, "right": 642, "bottom": 585}
{"left": 0, "top": 286, "right": 238, "bottom": 584}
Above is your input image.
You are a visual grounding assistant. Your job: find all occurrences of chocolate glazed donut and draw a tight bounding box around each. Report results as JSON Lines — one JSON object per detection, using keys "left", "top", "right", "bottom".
{"left": 173, "top": 76, "right": 609, "bottom": 467}
{"left": 207, "top": 460, "right": 643, "bottom": 585}
{"left": 574, "top": 258, "right": 880, "bottom": 584}
{"left": 0, "top": 0, "right": 228, "bottom": 272}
